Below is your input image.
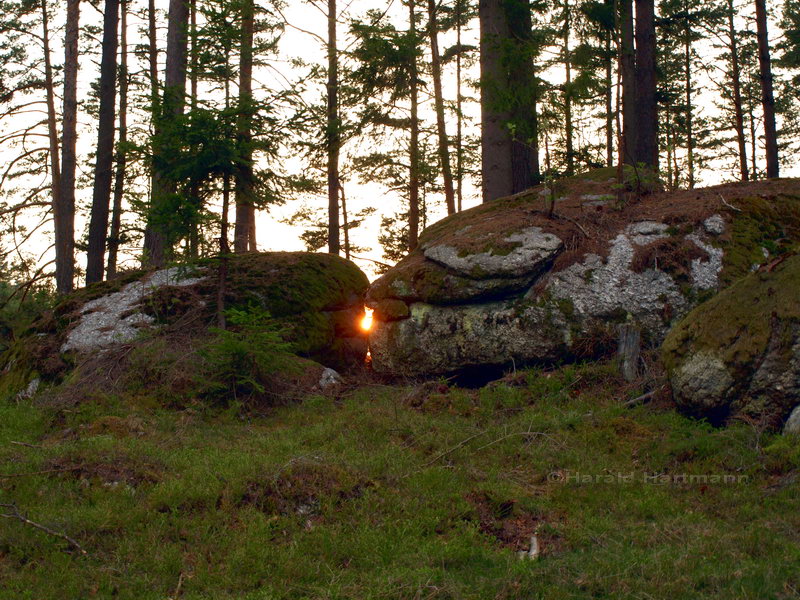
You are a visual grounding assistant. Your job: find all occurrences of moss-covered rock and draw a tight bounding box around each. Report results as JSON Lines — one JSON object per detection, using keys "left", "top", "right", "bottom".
{"left": 0, "top": 252, "right": 370, "bottom": 399}
{"left": 662, "top": 255, "right": 800, "bottom": 428}
{"left": 368, "top": 172, "right": 800, "bottom": 376}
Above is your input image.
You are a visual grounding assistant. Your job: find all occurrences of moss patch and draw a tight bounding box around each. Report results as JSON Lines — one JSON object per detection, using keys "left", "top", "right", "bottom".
{"left": 718, "top": 194, "right": 800, "bottom": 285}
{"left": 662, "top": 254, "right": 800, "bottom": 381}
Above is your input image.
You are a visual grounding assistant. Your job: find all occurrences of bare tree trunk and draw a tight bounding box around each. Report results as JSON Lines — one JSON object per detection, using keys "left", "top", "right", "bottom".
{"left": 563, "top": 2, "right": 574, "bottom": 176}
{"left": 620, "top": 0, "right": 637, "bottom": 166}
{"left": 86, "top": 0, "right": 120, "bottom": 284}
{"left": 326, "top": 0, "right": 340, "bottom": 254}
{"left": 234, "top": 0, "right": 255, "bottom": 253}
{"left": 754, "top": 0, "right": 779, "bottom": 178}
{"left": 665, "top": 109, "right": 674, "bottom": 190}
{"left": 727, "top": 0, "right": 749, "bottom": 182}
{"left": 187, "top": 0, "right": 200, "bottom": 259}
{"left": 339, "top": 184, "right": 350, "bottom": 260}
{"left": 456, "top": 0, "right": 464, "bottom": 212}
{"left": 684, "top": 20, "right": 694, "bottom": 189}
{"left": 55, "top": 0, "right": 80, "bottom": 292}
{"left": 408, "top": 0, "right": 420, "bottom": 250}
{"left": 41, "top": 1, "right": 68, "bottom": 293}
{"left": 144, "top": 0, "right": 190, "bottom": 266}
{"left": 148, "top": 0, "right": 158, "bottom": 104}
{"left": 107, "top": 0, "right": 129, "bottom": 279}
{"left": 427, "top": 0, "right": 456, "bottom": 215}
{"left": 634, "top": 0, "right": 658, "bottom": 169}
{"left": 605, "top": 30, "right": 614, "bottom": 168}
{"left": 479, "top": 0, "right": 513, "bottom": 201}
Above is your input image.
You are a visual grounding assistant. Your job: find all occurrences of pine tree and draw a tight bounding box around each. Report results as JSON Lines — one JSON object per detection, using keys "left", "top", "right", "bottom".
{"left": 86, "top": 0, "right": 120, "bottom": 283}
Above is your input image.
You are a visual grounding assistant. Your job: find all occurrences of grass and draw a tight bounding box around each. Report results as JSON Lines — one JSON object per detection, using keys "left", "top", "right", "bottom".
{"left": 1, "top": 361, "right": 799, "bottom": 599}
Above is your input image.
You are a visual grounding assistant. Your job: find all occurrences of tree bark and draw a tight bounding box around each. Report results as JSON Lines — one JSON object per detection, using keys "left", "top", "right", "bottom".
{"left": 408, "top": 0, "right": 421, "bottom": 250}
{"left": 727, "top": 0, "right": 748, "bottom": 182}
{"left": 684, "top": 15, "right": 694, "bottom": 189}
{"left": 326, "top": 0, "right": 341, "bottom": 255}
{"left": 619, "top": 0, "right": 637, "bottom": 166}
{"left": 563, "top": 2, "right": 574, "bottom": 176}
{"left": 634, "top": 0, "right": 658, "bottom": 169}
{"left": 86, "top": 0, "right": 120, "bottom": 284}
{"left": 427, "top": 0, "right": 456, "bottom": 215}
{"left": 107, "top": 0, "right": 129, "bottom": 279}
{"left": 234, "top": 0, "right": 255, "bottom": 253}
{"left": 456, "top": 0, "right": 464, "bottom": 211}
{"left": 56, "top": 0, "right": 80, "bottom": 292}
{"left": 755, "top": 0, "right": 779, "bottom": 178}
{"left": 507, "top": 0, "right": 537, "bottom": 192}
{"left": 605, "top": 30, "right": 614, "bottom": 168}
{"left": 143, "top": 0, "right": 190, "bottom": 266}
{"left": 479, "top": 0, "right": 513, "bottom": 201}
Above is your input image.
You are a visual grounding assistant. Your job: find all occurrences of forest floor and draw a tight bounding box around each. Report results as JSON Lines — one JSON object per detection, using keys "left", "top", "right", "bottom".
{"left": 1, "top": 359, "right": 799, "bottom": 599}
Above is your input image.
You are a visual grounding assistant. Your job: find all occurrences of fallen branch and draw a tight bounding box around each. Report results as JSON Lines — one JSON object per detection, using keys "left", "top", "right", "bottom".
{"left": 10, "top": 441, "right": 42, "bottom": 449}
{"left": 554, "top": 213, "right": 590, "bottom": 238}
{"left": 719, "top": 194, "right": 742, "bottom": 212}
{"left": 0, "top": 503, "right": 87, "bottom": 555}
{"left": 623, "top": 390, "right": 656, "bottom": 408}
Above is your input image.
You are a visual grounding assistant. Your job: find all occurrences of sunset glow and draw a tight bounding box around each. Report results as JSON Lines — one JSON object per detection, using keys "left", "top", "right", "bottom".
{"left": 360, "top": 307, "right": 374, "bottom": 332}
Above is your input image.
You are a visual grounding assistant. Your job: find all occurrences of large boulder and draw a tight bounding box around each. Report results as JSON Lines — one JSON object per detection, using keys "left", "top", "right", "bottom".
{"left": 368, "top": 172, "right": 800, "bottom": 376}
{"left": 662, "top": 254, "right": 800, "bottom": 429}
{"left": 2, "top": 252, "right": 369, "bottom": 399}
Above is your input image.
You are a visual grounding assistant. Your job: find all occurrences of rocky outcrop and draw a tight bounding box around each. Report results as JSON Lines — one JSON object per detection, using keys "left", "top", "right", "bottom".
{"left": 2, "top": 252, "right": 369, "bottom": 400}
{"left": 368, "top": 172, "right": 800, "bottom": 376}
{"left": 663, "top": 255, "right": 800, "bottom": 429}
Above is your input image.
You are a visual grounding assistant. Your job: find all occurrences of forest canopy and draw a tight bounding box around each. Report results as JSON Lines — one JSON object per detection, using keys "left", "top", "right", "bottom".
{"left": 0, "top": 0, "right": 795, "bottom": 292}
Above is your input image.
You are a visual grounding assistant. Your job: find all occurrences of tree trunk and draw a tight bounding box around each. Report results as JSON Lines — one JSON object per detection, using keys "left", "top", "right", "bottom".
{"left": 605, "top": 30, "right": 614, "bottom": 168}
{"left": 107, "top": 0, "right": 129, "bottom": 279}
{"left": 187, "top": 0, "right": 200, "bottom": 259}
{"left": 234, "top": 0, "right": 255, "bottom": 253}
{"left": 456, "top": 0, "right": 464, "bottom": 211}
{"left": 86, "top": 0, "right": 120, "bottom": 284}
{"left": 427, "top": 0, "right": 456, "bottom": 215}
{"left": 479, "top": 0, "right": 513, "bottom": 201}
{"left": 727, "top": 1, "right": 749, "bottom": 182}
{"left": 563, "top": 2, "right": 574, "bottom": 176}
{"left": 619, "top": 0, "right": 637, "bottom": 166}
{"left": 408, "top": 0, "right": 421, "bottom": 250}
{"left": 326, "top": 0, "right": 340, "bottom": 255}
{"left": 634, "top": 0, "right": 658, "bottom": 169}
{"left": 55, "top": 0, "right": 79, "bottom": 292}
{"left": 41, "top": 0, "right": 68, "bottom": 293}
{"left": 754, "top": 0, "right": 779, "bottom": 178}
{"left": 143, "top": 0, "right": 190, "bottom": 266}
{"left": 507, "top": 0, "right": 536, "bottom": 193}
{"left": 684, "top": 18, "right": 694, "bottom": 189}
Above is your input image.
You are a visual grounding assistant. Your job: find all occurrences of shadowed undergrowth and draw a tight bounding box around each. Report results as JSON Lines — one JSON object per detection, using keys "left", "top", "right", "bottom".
{"left": 1, "top": 360, "right": 799, "bottom": 599}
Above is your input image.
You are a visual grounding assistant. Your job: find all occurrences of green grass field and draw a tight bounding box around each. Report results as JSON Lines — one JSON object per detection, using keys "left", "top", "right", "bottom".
{"left": 2, "top": 361, "right": 799, "bottom": 599}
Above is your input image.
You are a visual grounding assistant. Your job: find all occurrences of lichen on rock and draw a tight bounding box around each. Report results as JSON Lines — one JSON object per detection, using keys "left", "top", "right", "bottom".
{"left": 368, "top": 173, "right": 800, "bottom": 377}
{"left": 663, "top": 254, "right": 800, "bottom": 428}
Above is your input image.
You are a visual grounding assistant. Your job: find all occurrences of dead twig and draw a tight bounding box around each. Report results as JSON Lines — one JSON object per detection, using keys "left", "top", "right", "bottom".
{"left": 623, "top": 390, "right": 656, "bottom": 408}
{"left": 554, "top": 213, "right": 590, "bottom": 238}
{"left": 0, "top": 466, "right": 83, "bottom": 479}
{"left": 10, "top": 441, "right": 42, "bottom": 449}
{"left": 719, "top": 194, "right": 742, "bottom": 212}
{"left": 418, "top": 430, "right": 489, "bottom": 469}
{"left": 0, "top": 503, "right": 87, "bottom": 555}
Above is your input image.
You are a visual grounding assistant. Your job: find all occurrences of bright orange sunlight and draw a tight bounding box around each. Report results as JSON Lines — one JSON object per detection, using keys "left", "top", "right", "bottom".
{"left": 360, "top": 307, "right": 374, "bottom": 332}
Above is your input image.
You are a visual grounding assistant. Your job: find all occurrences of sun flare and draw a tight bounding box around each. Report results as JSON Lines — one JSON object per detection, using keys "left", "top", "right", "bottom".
{"left": 360, "top": 307, "right": 374, "bottom": 332}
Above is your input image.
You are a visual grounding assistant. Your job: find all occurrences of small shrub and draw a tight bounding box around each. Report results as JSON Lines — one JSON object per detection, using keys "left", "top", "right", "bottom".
{"left": 196, "top": 308, "right": 296, "bottom": 406}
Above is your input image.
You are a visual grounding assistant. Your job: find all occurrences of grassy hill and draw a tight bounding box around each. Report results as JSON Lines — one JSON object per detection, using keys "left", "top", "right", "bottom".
{"left": 2, "top": 359, "right": 799, "bottom": 599}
